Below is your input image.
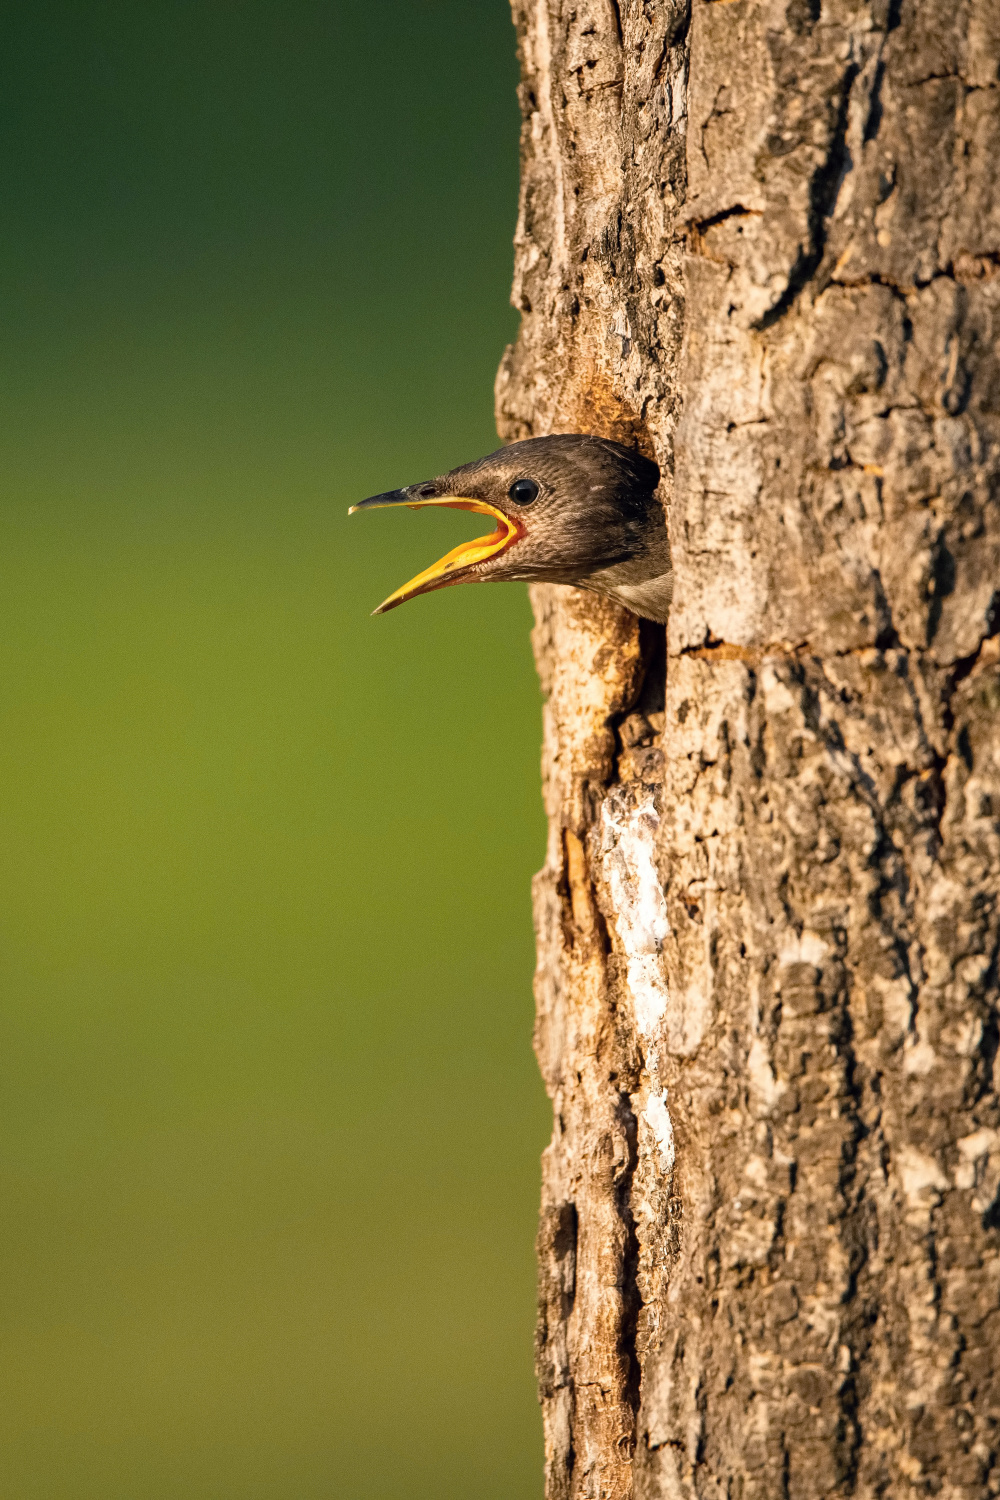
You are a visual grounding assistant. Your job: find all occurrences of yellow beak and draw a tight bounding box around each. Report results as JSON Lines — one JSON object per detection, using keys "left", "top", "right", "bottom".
{"left": 348, "top": 494, "right": 523, "bottom": 614}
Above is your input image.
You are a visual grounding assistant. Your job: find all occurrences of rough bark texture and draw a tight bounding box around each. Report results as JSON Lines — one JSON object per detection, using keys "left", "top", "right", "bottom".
{"left": 496, "top": 3, "right": 1000, "bottom": 1497}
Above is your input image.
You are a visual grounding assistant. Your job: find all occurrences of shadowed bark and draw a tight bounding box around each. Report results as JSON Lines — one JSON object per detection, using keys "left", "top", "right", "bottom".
{"left": 496, "top": 3, "right": 1000, "bottom": 1496}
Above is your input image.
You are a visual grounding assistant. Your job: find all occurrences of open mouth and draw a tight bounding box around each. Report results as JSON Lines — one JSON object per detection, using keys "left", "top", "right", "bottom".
{"left": 348, "top": 492, "right": 523, "bottom": 614}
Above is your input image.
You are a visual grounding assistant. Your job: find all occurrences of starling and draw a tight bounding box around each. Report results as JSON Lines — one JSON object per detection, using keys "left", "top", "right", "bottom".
{"left": 349, "top": 433, "right": 672, "bottom": 623}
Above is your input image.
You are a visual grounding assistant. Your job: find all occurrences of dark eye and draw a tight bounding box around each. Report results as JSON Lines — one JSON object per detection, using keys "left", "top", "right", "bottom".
{"left": 416, "top": 482, "right": 437, "bottom": 498}
{"left": 508, "top": 477, "right": 539, "bottom": 505}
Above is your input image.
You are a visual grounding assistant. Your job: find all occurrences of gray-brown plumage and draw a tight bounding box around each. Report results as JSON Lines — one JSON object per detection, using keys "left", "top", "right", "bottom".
{"left": 349, "top": 433, "right": 673, "bottom": 623}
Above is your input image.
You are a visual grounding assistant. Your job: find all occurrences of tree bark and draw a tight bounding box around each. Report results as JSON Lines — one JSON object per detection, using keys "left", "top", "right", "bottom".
{"left": 496, "top": 3, "right": 1000, "bottom": 1497}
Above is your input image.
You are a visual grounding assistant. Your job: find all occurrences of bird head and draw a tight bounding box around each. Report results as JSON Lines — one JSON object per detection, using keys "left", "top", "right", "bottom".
{"left": 350, "top": 433, "right": 665, "bottom": 617}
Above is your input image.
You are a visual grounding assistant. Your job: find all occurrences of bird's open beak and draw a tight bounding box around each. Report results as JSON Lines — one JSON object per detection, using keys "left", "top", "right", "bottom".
{"left": 348, "top": 489, "right": 523, "bottom": 614}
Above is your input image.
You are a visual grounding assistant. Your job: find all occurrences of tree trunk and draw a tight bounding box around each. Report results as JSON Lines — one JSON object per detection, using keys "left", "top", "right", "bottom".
{"left": 496, "top": 3, "right": 1000, "bottom": 1497}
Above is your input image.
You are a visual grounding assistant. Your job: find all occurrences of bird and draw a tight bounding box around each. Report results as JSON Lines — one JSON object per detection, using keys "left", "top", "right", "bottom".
{"left": 349, "top": 433, "right": 672, "bottom": 623}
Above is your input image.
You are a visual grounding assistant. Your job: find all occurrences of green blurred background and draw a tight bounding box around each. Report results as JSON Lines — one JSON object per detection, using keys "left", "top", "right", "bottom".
{"left": 0, "top": 4, "right": 549, "bottom": 1496}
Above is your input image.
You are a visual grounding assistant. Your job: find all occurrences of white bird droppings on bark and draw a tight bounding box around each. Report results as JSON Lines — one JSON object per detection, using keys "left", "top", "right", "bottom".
{"left": 599, "top": 786, "right": 670, "bottom": 1042}
{"left": 643, "top": 1090, "right": 675, "bottom": 1177}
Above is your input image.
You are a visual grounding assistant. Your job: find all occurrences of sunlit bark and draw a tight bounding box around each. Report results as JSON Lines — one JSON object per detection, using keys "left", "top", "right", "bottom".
{"left": 498, "top": 3, "right": 1000, "bottom": 1495}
